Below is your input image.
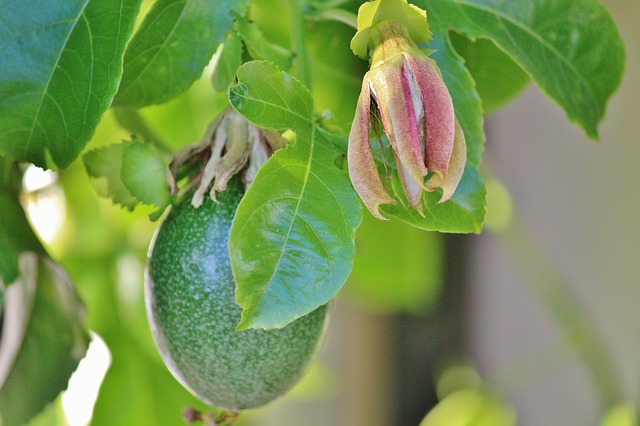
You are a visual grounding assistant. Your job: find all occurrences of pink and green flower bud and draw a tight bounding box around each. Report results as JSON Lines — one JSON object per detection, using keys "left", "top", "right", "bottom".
{"left": 348, "top": 19, "right": 466, "bottom": 219}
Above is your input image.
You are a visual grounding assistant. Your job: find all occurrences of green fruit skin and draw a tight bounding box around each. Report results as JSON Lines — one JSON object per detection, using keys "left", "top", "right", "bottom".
{"left": 145, "top": 179, "right": 328, "bottom": 411}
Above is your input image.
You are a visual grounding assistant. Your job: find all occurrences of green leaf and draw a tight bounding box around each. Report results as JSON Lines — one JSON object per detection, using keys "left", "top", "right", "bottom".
{"left": 381, "top": 163, "right": 487, "bottom": 233}
{"left": 449, "top": 33, "right": 530, "bottom": 114}
{"left": 0, "top": 253, "right": 89, "bottom": 426}
{"left": 235, "top": 14, "right": 292, "bottom": 70}
{"left": 212, "top": 35, "right": 244, "bottom": 92}
{"left": 83, "top": 142, "right": 138, "bottom": 210}
{"left": 229, "top": 61, "right": 362, "bottom": 329}
{"left": 229, "top": 61, "right": 314, "bottom": 132}
{"left": 121, "top": 142, "right": 170, "bottom": 207}
{"left": 113, "top": 0, "right": 250, "bottom": 108}
{"left": 0, "top": 0, "right": 142, "bottom": 168}
{"left": 83, "top": 140, "right": 169, "bottom": 211}
{"left": 422, "top": 0, "right": 625, "bottom": 139}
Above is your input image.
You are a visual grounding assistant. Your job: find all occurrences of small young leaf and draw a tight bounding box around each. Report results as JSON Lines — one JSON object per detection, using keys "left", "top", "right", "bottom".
{"left": 113, "top": 0, "right": 250, "bottom": 108}
{"left": 235, "top": 14, "right": 292, "bottom": 70}
{"left": 212, "top": 35, "right": 244, "bottom": 92}
{"left": 121, "top": 142, "right": 170, "bottom": 207}
{"left": 0, "top": 0, "right": 142, "bottom": 168}
{"left": 0, "top": 253, "right": 89, "bottom": 426}
{"left": 422, "top": 0, "right": 625, "bottom": 139}
{"left": 229, "top": 61, "right": 362, "bottom": 329}
{"left": 83, "top": 142, "right": 138, "bottom": 210}
{"left": 84, "top": 140, "right": 170, "bottom": 211}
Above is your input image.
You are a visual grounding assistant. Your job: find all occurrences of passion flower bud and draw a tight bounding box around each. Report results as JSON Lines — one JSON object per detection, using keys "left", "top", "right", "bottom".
{"left": 348, "top": 19, "right": 466, "bottom": 219}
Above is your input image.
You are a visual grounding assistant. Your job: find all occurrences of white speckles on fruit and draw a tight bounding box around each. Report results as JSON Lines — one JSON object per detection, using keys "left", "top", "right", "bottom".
{"left": 145, "top": 178, "right": 328, "bottom": 411}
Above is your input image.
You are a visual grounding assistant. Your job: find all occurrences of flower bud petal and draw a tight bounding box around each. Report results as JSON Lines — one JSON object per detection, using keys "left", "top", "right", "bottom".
{"left": 348, "top": 76, "right": 396, "bottom": 219}
{"left": 396, "top": 156, "right": 424, "bottom": 215}
{"left": 437, "top": 119, "right": 466, "bottom": 203}
{"left": 369, "top": 56, "right": 428, "bottom": 191}
{"left": 404, "top": 54, "right": 455, "bottom": 178}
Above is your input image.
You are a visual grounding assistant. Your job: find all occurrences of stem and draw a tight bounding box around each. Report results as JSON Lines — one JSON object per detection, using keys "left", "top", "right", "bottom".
{"left": 289, "top": 0, "right": 311, "bottom": 89}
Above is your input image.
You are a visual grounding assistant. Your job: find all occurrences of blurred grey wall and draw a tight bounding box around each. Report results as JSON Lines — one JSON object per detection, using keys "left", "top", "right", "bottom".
{"left": 469, "top": 0, "right": 640, "bottom": 424}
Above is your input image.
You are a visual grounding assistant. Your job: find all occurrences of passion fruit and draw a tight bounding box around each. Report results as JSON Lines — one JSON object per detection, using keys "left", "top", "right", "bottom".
{"left": 145, "top": 178, "right": 328, "bottom": 411}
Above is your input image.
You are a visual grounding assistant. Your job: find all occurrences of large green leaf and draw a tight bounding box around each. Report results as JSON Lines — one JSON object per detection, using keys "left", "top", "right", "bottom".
{"left": 113, "top": 0, "right": 249, "bottom": 108}
{"left": 0, "top": 253, "right": 89, "bottom": 426}
{"left": 423, "top": 0, "right": 625, "bottom": 139}
{"left": 0, "top": 0, "right": 142, "bottom": 168}
{"left": 228, "top": 61, "right": 362, "bottom": 330}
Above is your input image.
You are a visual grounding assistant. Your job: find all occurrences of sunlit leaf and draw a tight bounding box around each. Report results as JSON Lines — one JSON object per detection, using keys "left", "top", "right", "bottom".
{"left": 229, "top": 61, "right": 362, "bottom": 329}
{"left": 0, "top": 0, "right": 142, "bottom": 168}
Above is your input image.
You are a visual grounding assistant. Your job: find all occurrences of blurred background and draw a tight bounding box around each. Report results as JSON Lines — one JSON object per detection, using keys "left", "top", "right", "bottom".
{"left": 13, "top": 0, "right": 639, "bottom": 425}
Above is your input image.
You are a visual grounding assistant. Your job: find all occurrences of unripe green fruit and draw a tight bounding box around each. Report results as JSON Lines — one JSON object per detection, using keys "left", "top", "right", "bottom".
{"left": 145, "top": 178, "right": 328, "bottom": 411}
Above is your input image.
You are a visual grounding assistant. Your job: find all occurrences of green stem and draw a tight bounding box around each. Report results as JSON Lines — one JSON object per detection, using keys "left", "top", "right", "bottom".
{"left": 289, "top": 0, "right": 312, "bottom": 89}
